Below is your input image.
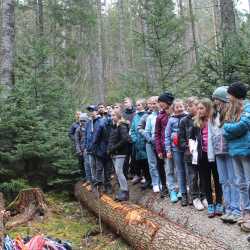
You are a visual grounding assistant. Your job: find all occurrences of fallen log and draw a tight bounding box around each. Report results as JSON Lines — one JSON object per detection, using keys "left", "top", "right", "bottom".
{"left": 75, "top": 181, "right": 229, "bottom": 250}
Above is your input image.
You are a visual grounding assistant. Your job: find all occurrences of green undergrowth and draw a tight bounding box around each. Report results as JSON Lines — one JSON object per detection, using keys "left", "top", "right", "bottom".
{"left": 7, "top": 192, "right": 130, "bottom": 249}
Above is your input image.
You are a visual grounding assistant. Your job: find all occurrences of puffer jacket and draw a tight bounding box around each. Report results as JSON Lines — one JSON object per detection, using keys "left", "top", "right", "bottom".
{"left": 223, "top": 101, "right": 250, "bottom": 157}
{"left": 155, "top": 110, "right": 169, "bottom": 156}
{"left": 137, "top": 111, "right": 152, "bottom": 139}
{"left": 130, "top": 111, "right": 147, "bottom": 160}
{"left": 208, "top": 114, "right": 228, "bottom": 161}
{"left": 144, "top": 111, "right": 158, "bottom": 144}
{"left": 165, "top": 113, "right": 187, "bottom": 152}
{"left": 179, "top": 114, "right": 194, "bottom": 162}
{"left": 107, "top": 121, "right": 130, "bottom": 156}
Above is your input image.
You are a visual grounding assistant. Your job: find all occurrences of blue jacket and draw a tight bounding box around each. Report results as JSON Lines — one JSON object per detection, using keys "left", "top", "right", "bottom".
{"left": 223, "top": 101, "right": 250, "bottom": 157}
{"left": 84, "top": 116, "right": 109, "bottom": 158}
{"left": 165, "top": 113, "right": 187, "bottom": 152}
{"left": 130, "top": 111, "right": 147, "bottom": 160}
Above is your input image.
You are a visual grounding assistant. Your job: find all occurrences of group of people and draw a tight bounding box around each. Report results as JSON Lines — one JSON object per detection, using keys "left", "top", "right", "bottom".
{"left": 69, "top": 81, "right": 250, "bottom": 232}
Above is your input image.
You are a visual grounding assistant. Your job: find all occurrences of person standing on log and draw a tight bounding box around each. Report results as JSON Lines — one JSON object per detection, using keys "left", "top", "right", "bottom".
{"left": 179, "top": 97, "right": 205, "bottom": 210}
{"left": 165, "top": 99, "right": 188, "bottom": 206}
{"left": 223, "top": 82, "right": 250, "bottom": 232}
{"left": 130, "top": 99, "right": 151, "bottom": 187}
{"left": 107, "top": 110, "right": 130, "bottom": 201}
{"left": 190, "top": 99, "right": 223, "bottom": 218}
{"left": 75, "top": 113, "right": 89, "bottom": 180}
{"left": 68, "top": 111, "right": 81, "bottom": 142}
{"left": 155, "top": 92, "right": 174, "bottom": 198}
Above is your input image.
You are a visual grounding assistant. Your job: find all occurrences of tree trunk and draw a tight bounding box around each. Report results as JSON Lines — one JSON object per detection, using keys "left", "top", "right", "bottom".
{"left": 212, "top": 0, "right": 221, "bottom": 48}
{"left": 0, "top": 0, "right": 15, "bottom": 96}
{"left": 0, "top": 193, "right": 5, "bottom": 248}
{"left": 75, "top": 182, "right": 228, "bottom": 250}
{"left": 220, "top": 0, "right": 236, "bottom": 35}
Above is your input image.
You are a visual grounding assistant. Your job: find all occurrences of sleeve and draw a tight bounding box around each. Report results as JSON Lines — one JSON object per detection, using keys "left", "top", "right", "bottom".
{"left": 155, "top": 116, "right": 162, "bottom": 155}
{"left": 130, "top": 117, "right": 137, "bottom": 143}
{"left": 74, "top": 129, "right": 81, "bottom": 154}
{"left": 68, "top": 124, "right": 75, "bottom": 142}
{"left": 178, "top": 119, "right": 187, "bottom": 152}
{"left": 165, "top": 119, "right": 172, "bottom": 153}
{"left": 144, "top": 116, "right": 152, "bottom": 143}
{"left": 223, "top": 118, "right": 249, "bottom": 140}
{"left": 137, "top": 115, "right": 147, "bottom": 139}
{"left": 207, "top": 122, "right": 215, "bottom": 162}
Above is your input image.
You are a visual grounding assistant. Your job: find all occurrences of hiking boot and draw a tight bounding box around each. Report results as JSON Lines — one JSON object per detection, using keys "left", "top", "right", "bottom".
{"left": 153, "top": 185, "right": 160, "bottom": 193}
{"left": 227, "top": 214, "right": 241, "bottom": 224}
{"left": 193, "top": 198, "right": 204, "bottom": 211}
{"left": 215, "top": 203, "right": 224, "bottom": 216}
{"left": 202, "top": 198, "right": 208, "bottom": 208}
{"left": 131, "top": 176, "right": 141, "bottom": 185}
{"left": 160, "top": 186, "right": 168, "bottom": 199}
{"left": 104, "top": 184, "right": 112, "bottom": 195}
{"left": 141, "top": 181, "right": 151, "bottom": 190}
{"left": 241, "top": 221, "right": 250, "bottom": 232}
{"left": 115, "top": 191, "right": 129, "bottom": 202}
{"left": 207, "top": 204, "right": 215, "bottom": 218}
{"left": 170, "top": 191, "right": 178, "bottom": 203}
{"left": 220, "top": 213, "right": 231, "bottom": 223}
{"left": 181, "top": 193, "right": 188, "bottom": 207}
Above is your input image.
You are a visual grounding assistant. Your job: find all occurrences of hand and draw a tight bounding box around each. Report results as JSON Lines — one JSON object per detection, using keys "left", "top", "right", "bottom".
{"left": 167, "top": 152, "right": 172, "bottom": 159}
{"left": 158, "top": 153, "right": 163, "bottom": 159}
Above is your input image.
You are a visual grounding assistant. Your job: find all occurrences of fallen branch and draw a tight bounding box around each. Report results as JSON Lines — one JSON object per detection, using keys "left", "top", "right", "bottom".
{"left": 75, "top": 181, "right": 228, "bottom": 250}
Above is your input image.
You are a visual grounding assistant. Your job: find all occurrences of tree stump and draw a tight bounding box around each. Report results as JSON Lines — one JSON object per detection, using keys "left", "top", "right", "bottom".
{"left": 75, "top": 181, "right": 228, "bottom": 250}
{"left": 5, "top": 188, "right": 47, "bottom": 230}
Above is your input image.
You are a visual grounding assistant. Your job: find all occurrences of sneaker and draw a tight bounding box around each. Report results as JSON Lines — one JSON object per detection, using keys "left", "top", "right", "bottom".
{"left": 241, "top": 221, "right": 250, "bottom": 232}
{"left": 202, "top": 198, "right": 208, "bottom": 208}
{"left": 140, "top": 177, "right": 146, "bottom": 184}
{"left": 181, "top": 193, "right": 188, "bottom": 207}
{"left": 131, "top": 176, "right": 141, "bottom": 185}
{"left": 170, "top": 191, "right": 178, "bottom": 203}
{"left": 177, "top": 192, "right": 182, "bottom": 200}
{"left": 207, "top": 204, "right": 215, "bottom": 218}
{"left": 215, "top": 203, "right": 224, "bottom": 216}
{"left": 227, "top": 214, "right": 241, "bottom": 224}
{"left": 193, "top": 198, "right": 204, "bottom": 211}
{"left": 153, "top": 185, "right": 160, "bottom": 193}
{"left": 220, "top": 213, "right": 231, "bottom": 223}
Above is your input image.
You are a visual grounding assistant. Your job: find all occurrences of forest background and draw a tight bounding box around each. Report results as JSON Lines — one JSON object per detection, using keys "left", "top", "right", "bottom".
{"left": 0, "top": 0, "right": 249, "bottom": 199}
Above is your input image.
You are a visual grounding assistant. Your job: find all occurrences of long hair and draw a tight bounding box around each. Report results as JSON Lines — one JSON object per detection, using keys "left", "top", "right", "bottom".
{"left": 194, "top": 98, "right": 212, "bottom": 128}
{"left": 211, "top": 101, "right": 228, "bottom": 127}
{"left": 225, "top": 98, "right": 243, "bottom": 122}
{"left": 112, "top": 110, "right": 128, "bottom": 126}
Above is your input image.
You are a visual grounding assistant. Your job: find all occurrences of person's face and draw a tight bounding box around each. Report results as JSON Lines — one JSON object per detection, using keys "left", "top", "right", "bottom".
{"left": 75, "top": 112, "right": 81, "bottom": 121}
{"left": 187, "top": 102, "right": 197, "bottom": 116}
{"left": 111, "top": 112, "right": 119, "bottom": 123}
{"left": 151, "top": 100, "right": 158, "bottom": 111}
{"left": 113, "top": 105, "right": 121, "bottom": 112}
{"left": 197, "top": 103, "right": 207, "bottom": 118}
{"left": 124, "top": 99, "right": 132, "bottom": 109}
{"left": 159, "top": 101, "right": 170, "bottom": 111}
{"left": 98, "top": 105, "right": 106, "bottom": 115}
{"left": 136, "top": 101, "right": 144, "bottom": 112}
{"left": 174, "top": 102, "right": 184, "bottom": 115}
{"left": 89, "top": 110, "right": 98, "bottom": 119}
{"left": 80, "top": 120, "right": 86, "bottom": 127}
{"left": 213, "top": 98, "right": 223, "bottom": 112}
{"left": 147, "top": 101, "right": 153, "bottom": 111}
{"left": 106, "top": 106, "right": 112, "bottom": 114}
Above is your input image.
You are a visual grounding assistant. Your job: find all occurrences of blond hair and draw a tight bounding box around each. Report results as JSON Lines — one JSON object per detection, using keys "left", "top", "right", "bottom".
{"left": 194, "top": 98, "right": 212, "bottom": 128}
{"left": 112, "top": 110, "right": 128, "bottom": 126}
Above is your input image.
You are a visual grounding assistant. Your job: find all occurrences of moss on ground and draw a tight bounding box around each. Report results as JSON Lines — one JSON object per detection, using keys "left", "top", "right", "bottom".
{"left": 7, "top": 192, "right": 130, "bottom": 250}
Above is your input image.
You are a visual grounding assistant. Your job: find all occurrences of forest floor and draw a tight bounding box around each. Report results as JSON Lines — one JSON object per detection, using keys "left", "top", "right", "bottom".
{"left": 7, "top": 192, "right": 130, "bottom": 250}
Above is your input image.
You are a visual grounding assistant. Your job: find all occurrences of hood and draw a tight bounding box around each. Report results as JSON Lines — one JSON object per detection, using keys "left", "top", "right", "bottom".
{"left": 124, "top": 107, "right": 135, "bottom": 114}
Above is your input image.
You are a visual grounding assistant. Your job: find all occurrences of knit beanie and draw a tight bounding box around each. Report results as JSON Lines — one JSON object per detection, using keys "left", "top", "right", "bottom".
{"left": 158, "top": 92, "right": 174, "bottom": 105}
{"left": 227, "top": 82, "right": 248, "bottom": 100}
{"left": 212, "top": 86, "right": 229, "bottom": 103}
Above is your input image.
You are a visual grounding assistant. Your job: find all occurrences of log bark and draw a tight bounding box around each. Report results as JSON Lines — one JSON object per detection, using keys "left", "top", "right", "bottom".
{"left": 75, "top": 181, "right": 228, "bottom": 250}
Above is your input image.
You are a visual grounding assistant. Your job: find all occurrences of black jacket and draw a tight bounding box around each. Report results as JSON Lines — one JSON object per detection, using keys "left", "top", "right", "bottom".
{"left": 122, "top": 107, "right": 135, "bottom": 124}
{"left": 179, "top": 114, "right": 194, "bottom": 162}
{"left": 107, "top": 122, "right": 130, "bottom": 156}
{"left": 189, "top": 125, "right": 203, "bottom": 162}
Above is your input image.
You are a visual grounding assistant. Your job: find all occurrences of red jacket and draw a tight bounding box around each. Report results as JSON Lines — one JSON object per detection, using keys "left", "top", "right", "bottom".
{"left": 155, "top": 110, "right": 169, "bottom": 156}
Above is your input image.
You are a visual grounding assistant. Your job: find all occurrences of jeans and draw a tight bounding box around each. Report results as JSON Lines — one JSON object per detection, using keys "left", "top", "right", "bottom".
{"left": 164, "top": 158, "right": 175, "bottom": 192}
{"left": 232, "top": 156, "right": 250, "bottom": 215}
{"left": 157, "top": 157, "right": 167, "bottom": 189}
{"left": 112, "top": 155, "right": 128, "bottom": 191}
{"left": 216, "top": 155, "right": 240, "bottom": 215}
{"left": 78, "top": 154, "right": 86, "bottom": 178}
{"left": 186, "top": 162, "right": 199, "bottom": 200}
{"left": 173, "top": 151, "right": 187, "bottom": 194}
{"left": 199, "top": 152, "right": 222, "bottom": 205}
{"left": 94, "top": 156, "right": 112, "bottom": 186}
{"left": 84, "top": 153, "right": 93, "bottom": 182}
{"left": 146, "top": 143, "right": 160, "bottom": 187}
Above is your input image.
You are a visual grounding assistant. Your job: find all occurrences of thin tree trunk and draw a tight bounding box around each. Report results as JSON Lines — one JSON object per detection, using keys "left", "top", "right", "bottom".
{"left": 0, "top": 0, "right": 15, "bottom": 96}
{"left": 220, "top": 0, "right": 236, "bottom": 35}
{"left": 212, "top": 0, "right": 221, "bottom": 49}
